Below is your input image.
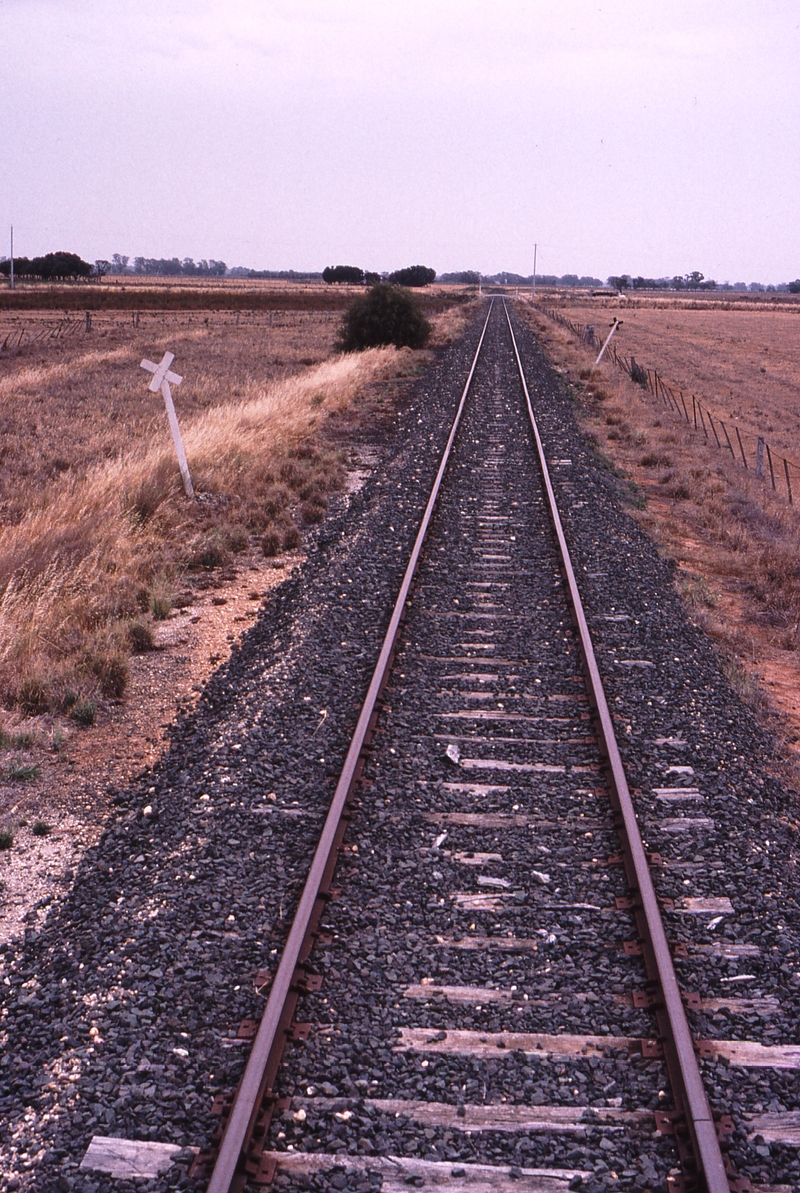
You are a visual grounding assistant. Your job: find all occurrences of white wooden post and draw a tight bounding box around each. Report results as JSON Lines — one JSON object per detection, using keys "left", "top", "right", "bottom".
{"left": 140, "top": 351, "right": 194, "bottom": 498}
{"left": 595, "top": 318, "right": 622, "bottom": 366}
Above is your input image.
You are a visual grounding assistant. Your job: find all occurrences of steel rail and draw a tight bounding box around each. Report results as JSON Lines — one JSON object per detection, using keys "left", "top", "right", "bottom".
{"left": 205, "top": 302, "right": 494, "bottom": 1193}
{"left": 503, "top": 301, "right": 729, "bottom": 1193}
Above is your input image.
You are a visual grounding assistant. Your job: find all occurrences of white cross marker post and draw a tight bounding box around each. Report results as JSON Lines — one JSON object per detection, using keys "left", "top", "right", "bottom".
{"left": 140, "top": 351, "right": 194, "bottom": 498}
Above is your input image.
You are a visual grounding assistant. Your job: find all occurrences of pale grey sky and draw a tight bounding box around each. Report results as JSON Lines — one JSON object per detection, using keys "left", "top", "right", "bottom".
{"left": 1, "top": 0, "right": 798, "bottom": 282}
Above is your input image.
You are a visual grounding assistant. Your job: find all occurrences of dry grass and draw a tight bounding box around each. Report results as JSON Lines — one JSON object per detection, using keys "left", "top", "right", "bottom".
{"left": 0, "top": 302, "right": 427, "bottom": 712}
{"left": 519, "top": 297, "right": 800, "bottom": 764}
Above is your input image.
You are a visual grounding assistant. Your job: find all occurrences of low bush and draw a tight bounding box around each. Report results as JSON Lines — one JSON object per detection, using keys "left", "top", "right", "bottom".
{"left": 338, "top": 284, "right": 430, "bottom": 352}
{"left": 261, "top": 529, "right": 282, "bottom": 557}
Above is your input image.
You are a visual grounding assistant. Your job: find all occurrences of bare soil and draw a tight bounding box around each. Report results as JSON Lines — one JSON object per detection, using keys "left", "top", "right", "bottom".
{"left": 0, "top": 547, "right": 301, "bottom": 943}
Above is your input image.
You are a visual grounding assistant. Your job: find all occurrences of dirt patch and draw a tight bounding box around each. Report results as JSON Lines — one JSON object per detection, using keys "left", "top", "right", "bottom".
{"left": 0, "top": 543, "right": 303, "bottom": 944}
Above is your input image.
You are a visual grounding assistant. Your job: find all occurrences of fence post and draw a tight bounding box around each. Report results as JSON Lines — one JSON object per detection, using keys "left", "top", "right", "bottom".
{"left": 766, "top": 443, "right": 776, "bottom": 490}
{"left": 679, "top": 391, "right": 690, "bottom": 423}
{"left": 720, "top": 422, "right": 736, "bottom": 460}
{"left": 692, "top": 395, "right": 697, "bottom": 429}
{"left": 707, "top": 412, "right": 722, "bottom": 449}
{"left": 755, "top": 436, "right": 765, "bottom": 480}
{"left": 784, "top": 457, "right": 793, "bottom": 504}
{"left": 735, "top": 426, "right": 748, "bottom": 468}
{"left": 698, "top": 405, "right": 709, "bottom": 440}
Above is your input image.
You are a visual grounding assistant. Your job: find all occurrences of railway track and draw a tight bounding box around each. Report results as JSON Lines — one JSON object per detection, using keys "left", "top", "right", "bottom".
{"left": 190, "top": 302, "right": 798, "bottom": 1193}
{"left": 3, "top": 301, "right": 799, "bottom": 1193}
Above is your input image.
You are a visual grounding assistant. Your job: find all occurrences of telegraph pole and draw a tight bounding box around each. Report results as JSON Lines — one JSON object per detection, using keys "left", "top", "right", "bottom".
{"left": 531, "top": 243, "right": 537, "bottom": 299}
{"left": 9, "top": 226, "right": 14, "bottom": 290}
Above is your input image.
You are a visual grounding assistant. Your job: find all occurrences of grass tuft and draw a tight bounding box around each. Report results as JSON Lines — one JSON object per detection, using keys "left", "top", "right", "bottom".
{"left": 71, "top": 700, "right": 96, "bottom": 727}
{"left": 0, "top": 830, "right": 13, "bottom": 850}
{"left": 32, "top": 820, "right": 51, "bottom": 836}
{"left": 128, "top": 620, "right": 155, "bottom": 652}
{"left": 8, "top": 759, "right": 40, "bottom": 781}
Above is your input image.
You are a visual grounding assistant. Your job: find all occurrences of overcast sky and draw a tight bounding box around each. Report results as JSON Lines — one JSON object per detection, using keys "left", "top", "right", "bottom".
{"left": 1, "top": 0, "right": 797, "bottom": 282}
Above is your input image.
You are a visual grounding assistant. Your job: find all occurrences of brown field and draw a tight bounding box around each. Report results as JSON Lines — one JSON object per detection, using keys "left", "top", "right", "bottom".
{"left": 0, "top": 276, "right": 468, "bottom": 312}
{"left": 520, "top": 295, "right": 800, "bottom": 777}
{"left": 556, "top": 298, "right": 800, "bottom": 463}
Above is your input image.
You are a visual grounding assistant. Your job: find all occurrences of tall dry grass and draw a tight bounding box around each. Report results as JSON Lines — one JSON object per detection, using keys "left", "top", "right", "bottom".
{"left": 0, "top": 346, "right": 409, "bottom": 712}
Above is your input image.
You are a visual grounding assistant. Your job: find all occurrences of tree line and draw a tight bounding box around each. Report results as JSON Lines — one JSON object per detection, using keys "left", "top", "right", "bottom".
{"left": 323, "top": 264, "right": 436, "bottom": 287}
{"left": 0, "top": 251, "right": 93, "bottom": 280}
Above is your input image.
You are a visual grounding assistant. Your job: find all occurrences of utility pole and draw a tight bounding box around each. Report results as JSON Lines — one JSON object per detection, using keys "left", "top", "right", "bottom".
{"left": 531, "top": 243, "right": 537, "bottom": 300}
{"left": 9, "top": 226, "right": 14, "bottom": 290}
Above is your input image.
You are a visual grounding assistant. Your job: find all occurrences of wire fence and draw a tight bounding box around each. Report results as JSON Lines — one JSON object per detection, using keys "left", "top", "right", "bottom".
{"left": 0, "top": 307, "right": 342, "bottom": 355}
{"left": 544, "top": 308, "right": 799, "bottom": 505}
{"left": 0, "top": 315, "right": 86, "bottom": 352}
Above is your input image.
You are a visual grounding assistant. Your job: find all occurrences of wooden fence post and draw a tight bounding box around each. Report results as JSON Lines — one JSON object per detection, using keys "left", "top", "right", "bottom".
{"left": 707, "top": 412, "right": 722, "bottom": 448}
{"left": 735, "top": 426, "right": 748, "bottom": 468}
{"left": 755, "top": 436, "right": 765, "bottom": 480}
{"left": 766, "top": 443, "right": 776, "bottom": 490}
{"left": 784, "top": 457, "right": 793, "bottom": 504}
{"left": 698, "top": 405, "right": 709, "bottom": 440}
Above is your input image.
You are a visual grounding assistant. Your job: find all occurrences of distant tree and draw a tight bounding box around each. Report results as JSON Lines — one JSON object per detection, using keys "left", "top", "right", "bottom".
{"left": 26, "top": 251, "right": 92, "bottom": 279}
{"left": 685, "top": 270, "right": 704, "bottom": 289}
{"left": 364, "top": 271, "right": 380, "bottom": 285}
{"left": 323, "top": 265, "right": 365, "bottom": 285}
{"left": 111, "top": 253, "right": 130, "bottom": 274}
{"left": 788, "top": 280, "right": 800, "bottom": 293}
{"left": 0, "top": 256, "right": 31, "bottom": 277}
{"left": 438, "top": 270, "right": 481, "bottom": 285}
{"left": 93, "top": 260, "right": 111, "bottom": 277}
{"left": 671, "top": 276, "right": 686, "bottom": 290}
{"left": 388, "top": 265, "right": 436, "bottom": 287}
{"left": 607, "top": 275, "right": 631, "bottom": 290}
{"left": 338, "top": 283, "right": 430, "bottom": 352}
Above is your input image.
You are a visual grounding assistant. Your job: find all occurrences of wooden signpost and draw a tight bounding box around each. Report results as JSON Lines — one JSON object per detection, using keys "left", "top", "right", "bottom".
{"left": 140, "top": 350, "right": 194, "bottom": 498}
{"left": 595, "top": 317, "right": 622, "bottom": 367}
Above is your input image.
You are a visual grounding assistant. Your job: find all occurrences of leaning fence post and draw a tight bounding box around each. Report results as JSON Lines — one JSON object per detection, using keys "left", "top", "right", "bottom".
{"left": 679, "top": 391, "right": 690, "bottom": 422}
{"left": 784, "top": 457, "right": 793, "bottom": 504}
{"left": 595, "top": 318, "right": 622, "bottom": 366}
{"left": 692, "top": 394, "right": 697, "bottom": 429}
{"left": 699, "top": 404, "right": 709, "bottom": 439}
{"left": 766, "top": 442, "right": 776, "bottom": 490}
{"left": 735, "top": 426, "right": 748, "bottom": 468}
{"left": 755, "top": 436, "right": 765, "bottom": 480}
{"left": 721, "top": 421, "right": 736, "bottom": 460}
{"left": 708, "top": 412, "right": 722, "bottom": 449}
